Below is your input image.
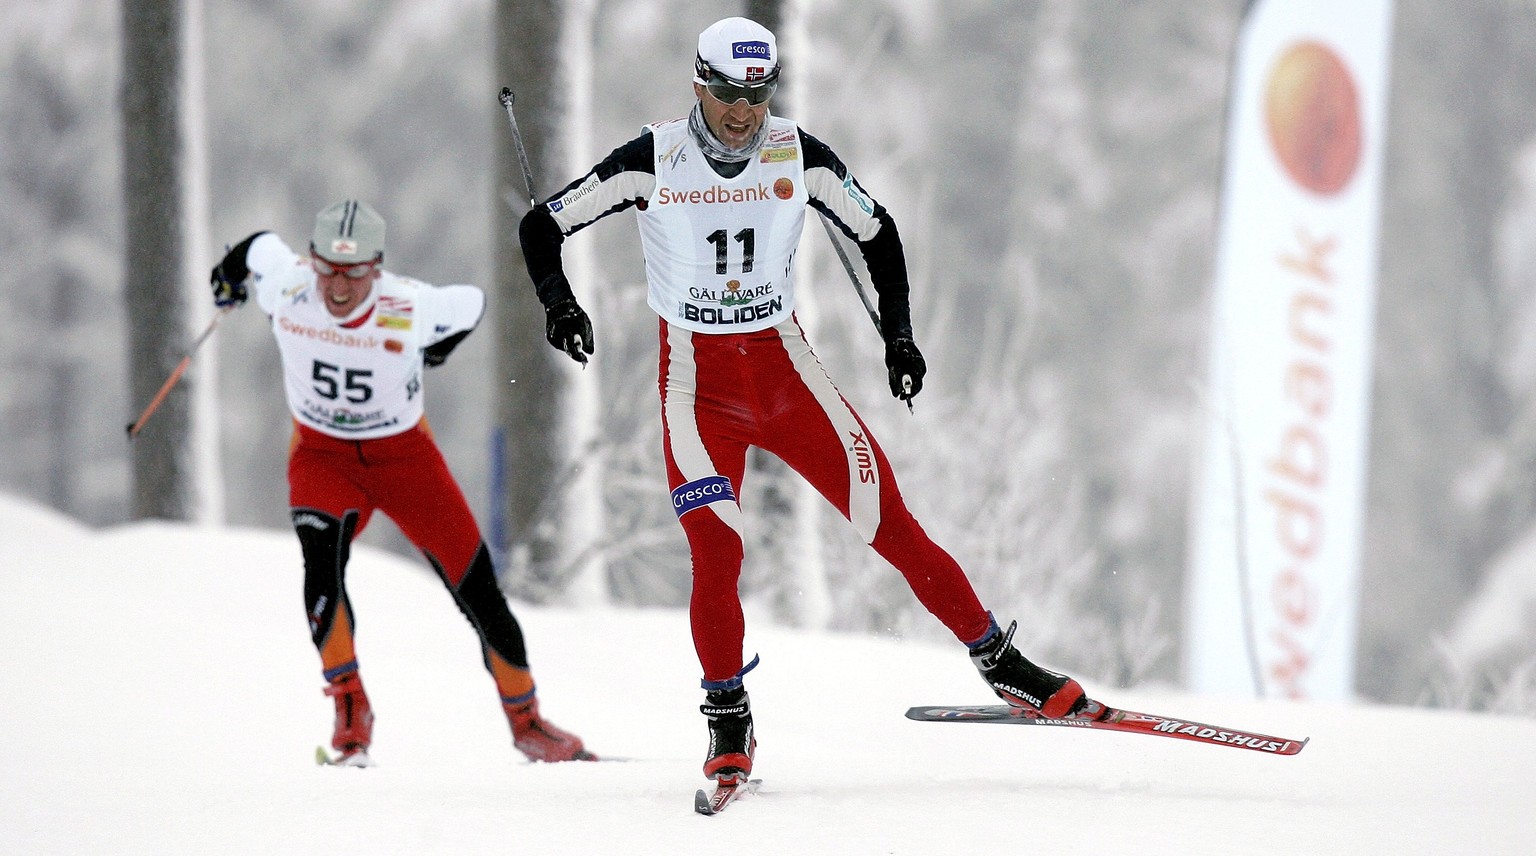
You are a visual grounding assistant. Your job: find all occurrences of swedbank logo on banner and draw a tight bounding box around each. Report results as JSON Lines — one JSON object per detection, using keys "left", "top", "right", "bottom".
{"left": 1186, "top": 0, "right": 1393, "bottom": 703}
{"left": 1265, "top": 42, "right": 1363, "bottom": 196}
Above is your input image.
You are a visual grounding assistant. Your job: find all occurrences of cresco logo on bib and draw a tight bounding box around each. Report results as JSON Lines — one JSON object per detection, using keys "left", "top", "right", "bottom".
{"left": 656, "top": 183, "right": 773, "bottom": 205}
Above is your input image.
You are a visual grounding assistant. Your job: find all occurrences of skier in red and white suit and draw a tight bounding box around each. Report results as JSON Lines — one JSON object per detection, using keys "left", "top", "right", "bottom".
{"left": 211, "top": 200, "right": 592, "bottom": 764}
{"left": 520, "top": 18, "right": 1090, "bottom": 783}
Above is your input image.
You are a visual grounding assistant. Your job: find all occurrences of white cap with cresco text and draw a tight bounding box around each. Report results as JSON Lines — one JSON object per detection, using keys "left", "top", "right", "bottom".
{"left": 693, "top": 17, "right": 778, "bottom": 85}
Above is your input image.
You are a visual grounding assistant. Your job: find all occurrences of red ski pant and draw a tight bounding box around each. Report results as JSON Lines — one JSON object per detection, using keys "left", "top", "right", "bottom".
{"left": 659, "top": 318, "right": 991, "bottom": 685}
{"left": 288, "top": 420, "right": 536, "bottom": 704}
{"left": 289, "top": 420, "right": 483, "bottom": 582}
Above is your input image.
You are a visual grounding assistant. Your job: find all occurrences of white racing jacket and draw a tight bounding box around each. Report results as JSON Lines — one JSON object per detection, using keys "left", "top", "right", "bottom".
{"left": 244, "top": 233, "right": 484, "bottom": 440}
{"left": 524, "top": 113, "right": 912, "bottom": 340}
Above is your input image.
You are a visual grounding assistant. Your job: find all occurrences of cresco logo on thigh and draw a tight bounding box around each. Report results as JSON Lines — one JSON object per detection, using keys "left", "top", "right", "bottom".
{"left": 671, "top": 475, "right": 736, "bottom": 517}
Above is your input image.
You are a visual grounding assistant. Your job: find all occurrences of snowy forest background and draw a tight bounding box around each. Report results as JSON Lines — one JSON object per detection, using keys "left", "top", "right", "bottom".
{"left": 6, "top": 0, "right": 1536, "bottom": 714}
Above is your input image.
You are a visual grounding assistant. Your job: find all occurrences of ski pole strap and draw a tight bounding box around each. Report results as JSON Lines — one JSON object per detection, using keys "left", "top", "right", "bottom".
{"left": 701, "top": 653, "right": 760, "bottom": 691}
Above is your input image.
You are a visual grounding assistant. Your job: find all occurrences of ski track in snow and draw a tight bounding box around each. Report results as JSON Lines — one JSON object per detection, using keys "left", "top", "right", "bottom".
{"left": 1, "top": 495, "right": 1532, "bottom": 855}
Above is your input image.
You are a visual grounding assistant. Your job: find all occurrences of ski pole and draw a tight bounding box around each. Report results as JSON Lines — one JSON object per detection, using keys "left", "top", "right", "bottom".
{"left": 498, "top": 87, "right": 539, "bottom": 209}
{"left": 818, "top": 214, "right": 914, "bottom": 411}
{"left": 497, "top": 85, "right": 589, "bottom": 367}
{"left": 126, "top": 305, "right": 233, "bottom": 439}
{"left": 818, "top": 213, "right": 882, "bottom": 335}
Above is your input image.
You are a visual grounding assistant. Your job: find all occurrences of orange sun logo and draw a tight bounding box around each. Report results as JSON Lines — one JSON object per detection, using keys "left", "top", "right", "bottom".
{"left": 1264, "top": 41, "right": 1362, "bottom": 196}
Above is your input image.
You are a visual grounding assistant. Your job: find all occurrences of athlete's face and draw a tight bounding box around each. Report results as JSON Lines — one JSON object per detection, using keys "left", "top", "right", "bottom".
{"left": 694, "top": 82, "right": 769, "bottom": 150}
{"left": 312, "top": 257, "right": 381, "bottom": 318}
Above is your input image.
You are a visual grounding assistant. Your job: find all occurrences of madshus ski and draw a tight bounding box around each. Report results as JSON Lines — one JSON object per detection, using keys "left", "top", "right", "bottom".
{"left": 695, "top": 777, "right": 762, "bottom": 815}
{"left": 905, "top": 702, "right": 1308, "bottom": 756}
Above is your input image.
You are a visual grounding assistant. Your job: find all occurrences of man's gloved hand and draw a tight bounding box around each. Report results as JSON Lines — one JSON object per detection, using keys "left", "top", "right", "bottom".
{"left": 884, "top": 337, "right": 926, "bottom": 403}
{"left": 209, "top": 232, "right": 269, "bottom": 308}
{"left": 545, "top": 297, "right": 595, "bottom": 365}
{"left": 210, "top": 266, "right": 248, "bottom": 308}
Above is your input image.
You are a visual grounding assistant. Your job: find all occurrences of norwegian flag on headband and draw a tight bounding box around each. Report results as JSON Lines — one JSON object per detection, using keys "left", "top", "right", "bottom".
{"left": 745, "top": 67, "right": 767, "bottom": 82}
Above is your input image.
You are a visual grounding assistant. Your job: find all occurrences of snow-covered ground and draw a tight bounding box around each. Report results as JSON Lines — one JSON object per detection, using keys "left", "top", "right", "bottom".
{"left": 1, "top": 493, "right": 1532, "bottom": 855}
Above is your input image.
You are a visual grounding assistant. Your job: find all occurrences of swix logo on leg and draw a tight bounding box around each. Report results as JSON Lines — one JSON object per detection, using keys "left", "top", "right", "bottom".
{"left": 847, "top": 431, "right": 876, "bottom": 484}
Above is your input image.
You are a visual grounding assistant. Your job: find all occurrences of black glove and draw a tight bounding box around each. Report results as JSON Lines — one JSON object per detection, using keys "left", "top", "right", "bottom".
{"left": 545, "top": 297, "right": 595, "bottom": 365}
{"left": 210, "top": 266, "right": 248, "bottom": 308}
{"left": 884, "top": 337, "right": 926, "bottom": 402}
{"left": 210, "top": 231, "right": 267, "bottom": 308}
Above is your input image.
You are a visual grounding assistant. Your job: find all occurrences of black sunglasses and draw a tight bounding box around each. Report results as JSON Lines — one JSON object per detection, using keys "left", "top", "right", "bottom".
{"left": 696, "top": 57, "right": 780, "bottom": 106}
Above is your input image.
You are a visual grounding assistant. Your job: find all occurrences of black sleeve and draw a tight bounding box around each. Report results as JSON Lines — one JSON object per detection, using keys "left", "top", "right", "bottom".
{"left": 519, "top": 132, "right": 657, "bottom": 309}
{"left": 423, "top": 329, "right": 470, "bottom": 368}
{"left": 519, "top": 208, "right": 576, "bottom": 307}
{"left": 212, "top": 231, "right": 271, "bottom": 284}
{"left": 799, "top": 130, "right": 913, "bottom": 341}
{"left": 863, "top": 224, "right": 913, "bottom": 342}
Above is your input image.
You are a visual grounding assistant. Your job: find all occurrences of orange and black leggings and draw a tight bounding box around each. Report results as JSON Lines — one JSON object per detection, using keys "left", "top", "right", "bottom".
{"left": 288, "top": 420, "right": 538, "bottom": 706}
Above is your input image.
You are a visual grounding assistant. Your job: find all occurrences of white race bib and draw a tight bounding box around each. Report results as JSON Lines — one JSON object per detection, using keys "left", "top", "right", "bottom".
{"left": 638, "top": 117, "right": 808, "bottom": 333}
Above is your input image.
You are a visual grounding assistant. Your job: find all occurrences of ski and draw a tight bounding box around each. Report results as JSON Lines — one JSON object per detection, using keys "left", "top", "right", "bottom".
{"left": 694, "top": 777, "right": 762, "bottom": 815}
{"left": 905, "top": 702, "right": 1308, "bottom": 756}
{"left": 314, "top": 745, "right": 374, "bottom": 767}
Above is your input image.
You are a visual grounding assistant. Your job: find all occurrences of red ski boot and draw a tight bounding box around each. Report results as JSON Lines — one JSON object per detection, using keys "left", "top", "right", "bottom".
{"left": 324, "top": 672, "right": 374, "bottom": 762}
{"left": 506, "top": 699, "right": 596, "bottom": 762}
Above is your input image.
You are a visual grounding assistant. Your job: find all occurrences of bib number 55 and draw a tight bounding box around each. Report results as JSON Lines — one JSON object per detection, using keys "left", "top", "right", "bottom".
{"left": 311, "top": 360, "right": 373, "bottom": 403}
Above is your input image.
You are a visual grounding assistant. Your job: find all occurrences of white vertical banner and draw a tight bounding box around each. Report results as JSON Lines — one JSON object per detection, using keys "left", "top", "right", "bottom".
{"left": 1187, "top": 0, "right": 1394, "bottom": 700}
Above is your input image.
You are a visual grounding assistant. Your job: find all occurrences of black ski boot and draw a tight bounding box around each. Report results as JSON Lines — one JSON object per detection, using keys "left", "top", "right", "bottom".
{"left": 701, "top": 686, "right": 756, "bottom": 783}
{"left": 969, "top": 619, "right": 1087, "bottom": 718}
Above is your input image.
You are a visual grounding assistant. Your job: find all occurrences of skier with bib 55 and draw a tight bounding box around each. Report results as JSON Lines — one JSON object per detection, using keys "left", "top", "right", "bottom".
{"left": 211, "top": 200, "right": 595, "bottom": 765}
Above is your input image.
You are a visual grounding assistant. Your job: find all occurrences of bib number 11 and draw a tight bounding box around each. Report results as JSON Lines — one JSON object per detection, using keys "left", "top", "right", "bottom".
{"left": 707, "top": 228, "right": 755, "bottom": 275}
